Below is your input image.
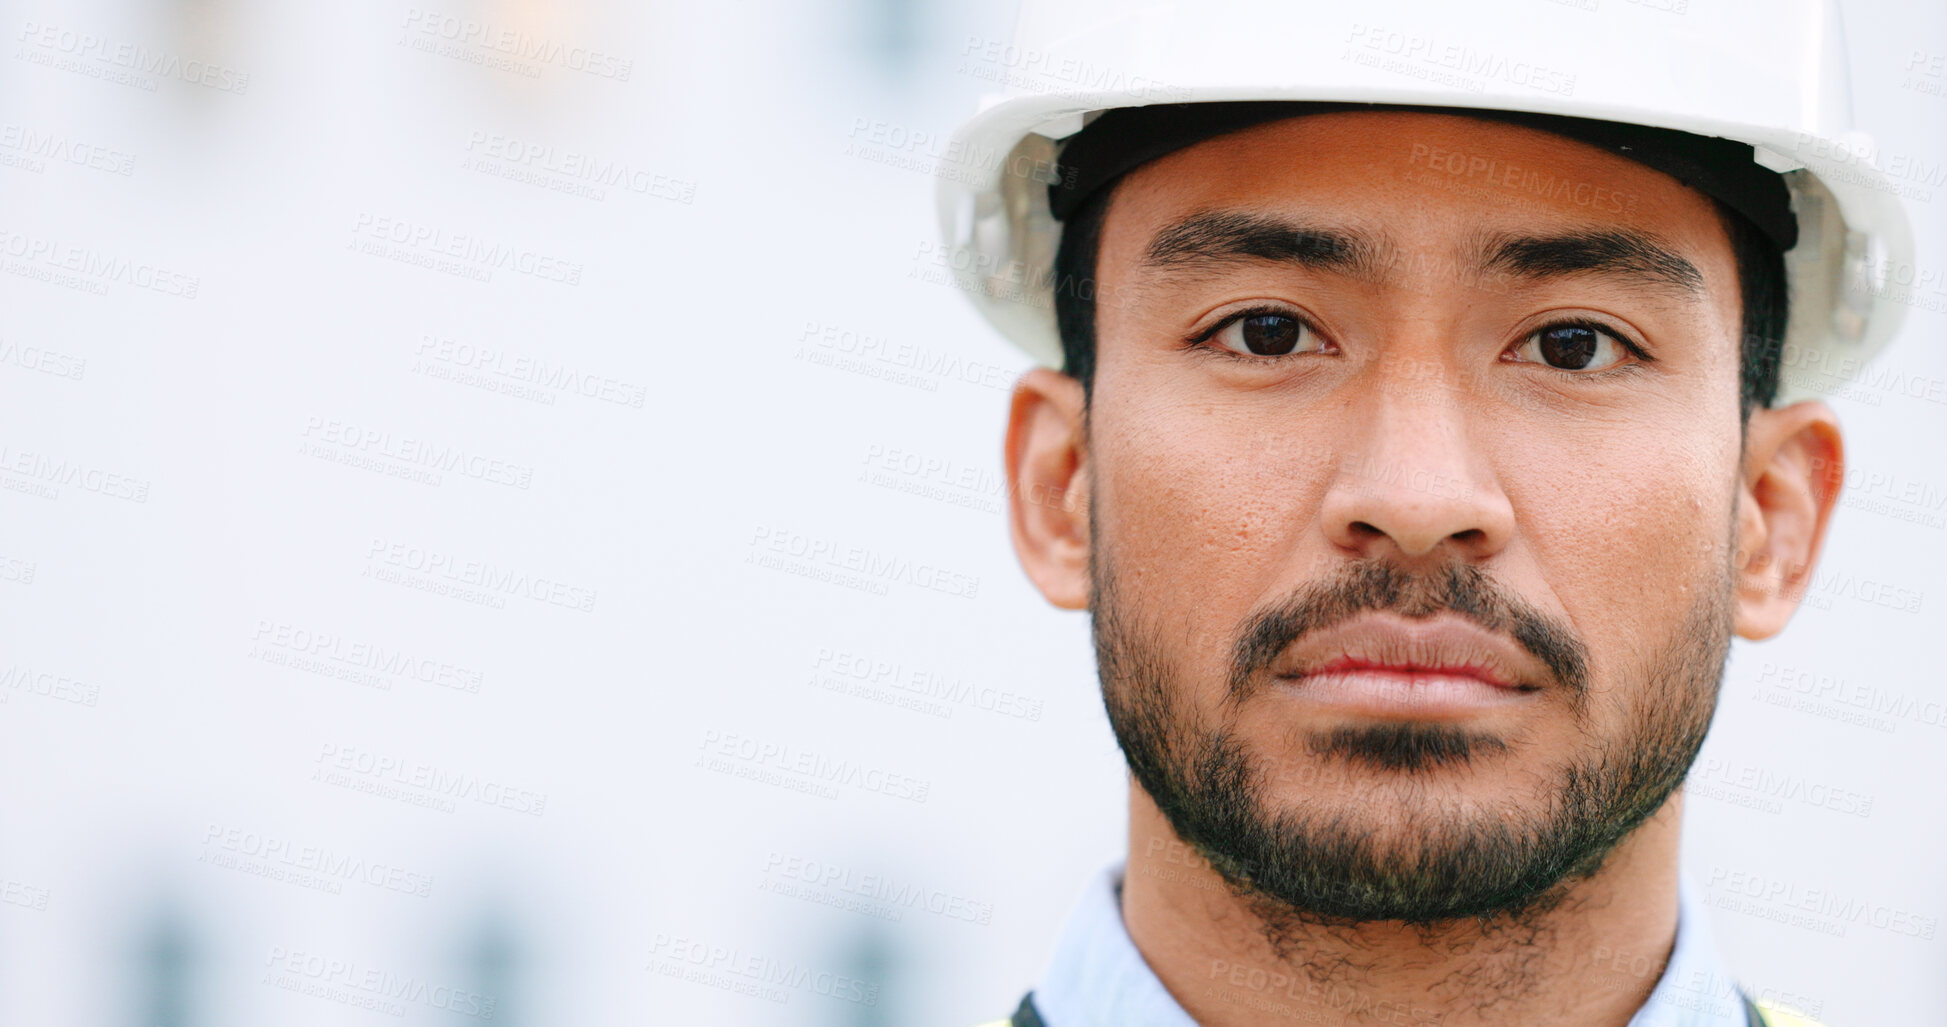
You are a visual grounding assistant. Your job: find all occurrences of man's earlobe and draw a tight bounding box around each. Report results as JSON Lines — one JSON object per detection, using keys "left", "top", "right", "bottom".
{"left": 1005, "top": 368, "right": 1092, "bottom": 610}
{"left": 1732, "top": 401, "right": 1845, "bottom": 640}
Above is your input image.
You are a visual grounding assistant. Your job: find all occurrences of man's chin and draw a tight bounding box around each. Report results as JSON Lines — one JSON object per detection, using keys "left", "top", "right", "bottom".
{"left": 1164, "top": 743, "right": 1642, "bottom": 926}
{"left": 1200, "top": 811, "right": 1603, "bottom": 927}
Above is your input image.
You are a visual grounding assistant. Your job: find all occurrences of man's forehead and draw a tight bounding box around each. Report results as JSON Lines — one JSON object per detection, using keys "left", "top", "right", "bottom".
{"left": 1097, "top": 112, "right": 1735, "bottom": 293}
{"left": 1110, "top": 111, "right": 1703, "bottom": 226}
{"left": 1053, "top": 103, "right": 1795, "bottom": 251}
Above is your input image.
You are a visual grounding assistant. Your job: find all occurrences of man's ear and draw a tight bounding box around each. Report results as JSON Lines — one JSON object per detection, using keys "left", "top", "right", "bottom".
{"left": 1005, "top": 368, "right": 1092, "bottom": 610}
{"left": 1733, "top": 400, "right": 1845, "bottom": 640}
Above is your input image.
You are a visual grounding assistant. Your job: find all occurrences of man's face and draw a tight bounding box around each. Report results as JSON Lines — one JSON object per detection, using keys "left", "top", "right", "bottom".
{"left": 1081, "top": 112, "right": 1749, "bottom": 923}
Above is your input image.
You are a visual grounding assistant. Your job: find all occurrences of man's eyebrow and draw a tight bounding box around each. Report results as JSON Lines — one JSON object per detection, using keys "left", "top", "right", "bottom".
{"left": 1478, "top": 229, "right": 1705, "bottom": 296}
{"left": 1141, "top": 210, "right": 1384, "bottom": 279}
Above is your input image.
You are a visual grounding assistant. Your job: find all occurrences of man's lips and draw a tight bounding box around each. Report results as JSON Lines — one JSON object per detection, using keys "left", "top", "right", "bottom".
{"left": 1308, "top": 656, "right": 1518, "bottom": 690}
{"left": 1269, "top": 613, "right": 1545, "bottom": 717}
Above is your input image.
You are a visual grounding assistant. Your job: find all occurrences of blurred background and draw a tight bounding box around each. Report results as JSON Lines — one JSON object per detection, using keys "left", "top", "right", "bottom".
{"left": 0, "top": 0, "right": 1942, "bottom": 1024}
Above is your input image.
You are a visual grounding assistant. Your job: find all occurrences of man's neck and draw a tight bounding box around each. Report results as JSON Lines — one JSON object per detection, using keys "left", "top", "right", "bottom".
{"left": 1121, "top": 787, "right": 1685, "bottom": 1027}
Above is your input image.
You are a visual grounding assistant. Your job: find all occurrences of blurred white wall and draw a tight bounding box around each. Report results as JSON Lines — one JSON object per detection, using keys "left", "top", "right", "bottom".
{"left": 0, "top": 0, "right": 1941, "bottom": 1024}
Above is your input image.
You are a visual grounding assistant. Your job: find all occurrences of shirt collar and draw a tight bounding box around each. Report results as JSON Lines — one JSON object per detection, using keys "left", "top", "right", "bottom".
{"left": 1032, "top": 860, "right": 1750, "bottom": 1027}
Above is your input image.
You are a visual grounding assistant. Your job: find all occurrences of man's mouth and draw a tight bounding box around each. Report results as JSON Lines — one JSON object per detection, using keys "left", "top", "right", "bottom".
{"left": 1270, "top": 613, "right": 1545, "bottom": 719}
{"left": 1311, "top": 655, "right": 1518, "bottom": 688}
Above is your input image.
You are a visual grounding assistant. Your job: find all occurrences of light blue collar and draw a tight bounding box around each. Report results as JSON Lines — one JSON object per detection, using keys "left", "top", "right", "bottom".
{"left": 1033, "top": 860, "right": 1751, "bottom": 1027}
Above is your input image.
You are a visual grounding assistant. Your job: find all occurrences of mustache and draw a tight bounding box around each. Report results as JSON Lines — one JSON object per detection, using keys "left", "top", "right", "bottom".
{"left": 1228, "top": 561, "right": 1590, "bottom": 703}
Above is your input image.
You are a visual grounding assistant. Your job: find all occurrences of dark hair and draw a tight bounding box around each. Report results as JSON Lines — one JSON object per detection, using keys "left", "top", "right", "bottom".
{"left": 1052, "top": 188, "right": 1788, "bottom": 419}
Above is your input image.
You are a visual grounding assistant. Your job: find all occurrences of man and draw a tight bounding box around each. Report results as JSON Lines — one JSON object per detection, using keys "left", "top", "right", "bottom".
{"left": 939, "top": 3, "right": 1911, "bottom": 1026}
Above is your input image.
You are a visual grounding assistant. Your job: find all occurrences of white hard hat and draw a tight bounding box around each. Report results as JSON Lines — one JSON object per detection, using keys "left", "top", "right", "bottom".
{"left": 935, "top": 0, "right": 1914, "bottom": 404}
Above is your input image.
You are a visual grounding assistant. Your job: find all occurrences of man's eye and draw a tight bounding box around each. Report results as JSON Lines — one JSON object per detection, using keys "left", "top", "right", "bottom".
{"left": 1210, "top": 313, "right": 1323, "bottom": 357}
{"left": 1513, "top": 324, "right": 1632, "bottom": 371}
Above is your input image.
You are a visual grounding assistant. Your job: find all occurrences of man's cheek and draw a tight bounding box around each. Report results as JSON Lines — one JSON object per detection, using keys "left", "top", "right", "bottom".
{"left": 1093, "top": 468, "right": 1247, "bottom": 649}
{"left": 1515, "top": 455, "right": 1728, "bottom": 594}
{"left": 1105, "top": 462, "right": 1305, "bottom": 601}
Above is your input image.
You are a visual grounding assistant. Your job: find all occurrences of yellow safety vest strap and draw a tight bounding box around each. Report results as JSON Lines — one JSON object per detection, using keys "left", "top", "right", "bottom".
{"left": 1751, "top": 998, "right": 1828, "bottom": 1027}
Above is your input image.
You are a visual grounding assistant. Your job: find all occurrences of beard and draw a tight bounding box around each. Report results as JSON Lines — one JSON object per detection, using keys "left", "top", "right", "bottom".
{"left": 1094, "top": 539, "right": 1734, "bottom": 928}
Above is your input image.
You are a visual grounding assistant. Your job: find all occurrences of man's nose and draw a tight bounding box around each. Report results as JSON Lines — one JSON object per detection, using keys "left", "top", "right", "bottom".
{"left": 1316, "top": 379, "right": 1516, "bottom": 563}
